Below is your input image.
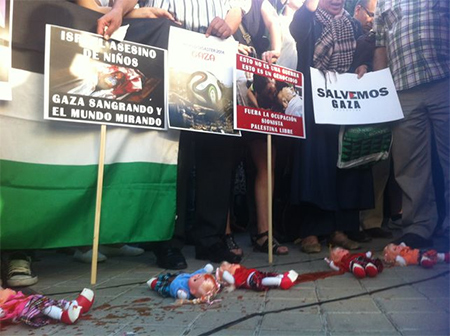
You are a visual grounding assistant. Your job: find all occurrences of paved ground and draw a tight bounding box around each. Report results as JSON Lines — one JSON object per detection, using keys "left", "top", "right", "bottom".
{"left": 1, "top": 233, "right": 449, "bottom": 336}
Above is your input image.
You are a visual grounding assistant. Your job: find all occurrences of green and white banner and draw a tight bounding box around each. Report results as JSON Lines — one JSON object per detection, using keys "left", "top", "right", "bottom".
{"left": 0, "top": 69, "right": 179, "bottom": 249}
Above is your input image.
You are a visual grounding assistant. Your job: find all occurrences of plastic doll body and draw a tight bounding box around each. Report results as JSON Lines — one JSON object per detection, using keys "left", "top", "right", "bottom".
{"left": 148, "top": 264, "right": 220, "bottom": 303}
{"left": 325, "top": 247, "right": 383, "bottom": 278}
{"left": 216, "top": 262, "right": 298, "bottom": 291}
{"left": 0, "top": 287, "right": 94, "bottom": 327}
{"left": 383, "top": 243, "right": 450, "bottom": 268}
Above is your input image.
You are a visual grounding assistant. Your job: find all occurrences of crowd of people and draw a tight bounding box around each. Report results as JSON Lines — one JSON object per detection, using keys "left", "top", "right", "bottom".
{"left": 2, "top": 0, "right": 448, "bottom": 294}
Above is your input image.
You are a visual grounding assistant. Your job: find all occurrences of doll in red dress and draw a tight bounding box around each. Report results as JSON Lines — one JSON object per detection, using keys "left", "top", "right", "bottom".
{"left": 325, "top": 247, "right": 383, "bottom": 278}
{"left": 215, "top": 262, "right": 298, "bottom": 291}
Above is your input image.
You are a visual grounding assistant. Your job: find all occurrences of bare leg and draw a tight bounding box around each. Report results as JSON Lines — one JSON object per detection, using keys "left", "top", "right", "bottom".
{"left": 250, "top": 139, "right": 288, "bottom": 254}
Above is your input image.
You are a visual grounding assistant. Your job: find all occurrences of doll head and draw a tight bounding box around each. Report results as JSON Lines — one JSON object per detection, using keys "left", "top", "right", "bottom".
{"left": 383, "top": 243, "right": 405, "bottom": 264}
{"left": 215, "top": 261, "right": 241, "bottom": 282}
{"left": 188, "top": 273, "right": 220, "bottom": 298}
{"left": 330, "top": 247, "right": 350, "bottom": 264}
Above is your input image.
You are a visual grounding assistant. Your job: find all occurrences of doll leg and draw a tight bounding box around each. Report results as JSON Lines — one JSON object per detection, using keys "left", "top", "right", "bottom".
{"left": 420, "top": 250, "right": 438, "bottom": 268}
{"left": 260, "top": 271, "right": 298, "bottom": 290}
{"left": 42, "top": 304, "right": 82, "bottom": 325}
{"left": 74, "top": 288, "right": 95, "bottom": 314}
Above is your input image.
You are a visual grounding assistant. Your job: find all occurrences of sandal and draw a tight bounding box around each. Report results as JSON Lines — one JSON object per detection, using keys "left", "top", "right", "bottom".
{"left": 223, "top": 234, "right": 243, "bottom": 257}
{"left": 251, "top": 231, "right": 289, "bottom": 255}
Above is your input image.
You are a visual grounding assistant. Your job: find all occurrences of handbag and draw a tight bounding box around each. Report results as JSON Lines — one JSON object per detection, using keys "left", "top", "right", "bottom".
{"left": 337, "top": 124, "right": 392, "bottom": 169}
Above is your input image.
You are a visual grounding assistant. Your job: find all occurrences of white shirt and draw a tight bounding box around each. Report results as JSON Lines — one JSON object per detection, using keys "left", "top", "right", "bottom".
{"left": 138, "top": 0, "right": 250, "bottom": 33}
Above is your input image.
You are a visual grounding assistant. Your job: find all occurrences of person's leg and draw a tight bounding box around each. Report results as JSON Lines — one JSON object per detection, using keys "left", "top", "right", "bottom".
{"left": 249, "top": 138, "right": 288, "bottom": 255}
{"left": 391, "top": 82, "right": 440, "bottom": 247}
{"left": 428, "top": 78, "right": 450, "bottom": 235}
{"left": 193, "top": 134, "right": 241, "bottom": 263}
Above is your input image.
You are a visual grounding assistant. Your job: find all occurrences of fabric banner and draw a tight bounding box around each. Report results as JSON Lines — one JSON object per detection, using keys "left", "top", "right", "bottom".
{"left": 0, "top": 1, "right": 178, "bottom": 250}
{"left": 310, "top": 67, "right": 404, "bottom": 125}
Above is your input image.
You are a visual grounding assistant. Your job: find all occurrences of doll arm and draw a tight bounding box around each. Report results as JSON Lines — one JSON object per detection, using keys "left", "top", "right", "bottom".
{"left": 395, "top": 255, "right": 407, "bottom": 266}
{"left": 222, "top": 271, "right": 235, "bottom": 285}
{"left": 203, "top": 264, "right": 214, "bottom": 274}
{"left": 365, "top": 251, "right": 373, "bottom": 258}
{"left": 325, "top": 258, "right": 340, "bottom": 271}
{"left": 176, "top": 289, "right": 188, "bottom": 300}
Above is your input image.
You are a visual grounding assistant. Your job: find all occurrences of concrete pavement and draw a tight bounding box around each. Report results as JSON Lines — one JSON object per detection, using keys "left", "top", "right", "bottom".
{"left": 1, "top": 233, "right": 449, "bottom": 336}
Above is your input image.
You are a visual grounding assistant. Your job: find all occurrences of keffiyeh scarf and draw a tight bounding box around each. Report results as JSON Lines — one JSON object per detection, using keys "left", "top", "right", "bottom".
{"left": 313, "top": 7, "right": 356, "bottom": 73}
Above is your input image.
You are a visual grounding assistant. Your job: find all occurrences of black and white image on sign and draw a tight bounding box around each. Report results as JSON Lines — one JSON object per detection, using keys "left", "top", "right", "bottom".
{"left": 45, "top": 25, "right": 167, "bottom": 130}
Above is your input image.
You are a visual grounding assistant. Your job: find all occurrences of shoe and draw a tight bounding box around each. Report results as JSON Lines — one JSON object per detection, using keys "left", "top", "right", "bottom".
{"left": 61, "top": 305, "right": 82, "bottom": 325}
{"left": 364, "top": 228, "right": 393, "bottom": 239}
{"left": 99, "top": 244, "right": 144, "bottom": 257}
{"left": 223, "top": 234, "right": 243, "bottom": 257}
{"left": 195, "top": 241, "right": 242, "bottom": 263}
{"left": 279, "top": 270, "right": 298, "bottom": 290}
{"left": 147, "top": 277, "right": 157, "bottom": 290}
{"left": 329, "top": 231, "right": 360, "bottom": 250}
{"left": 251, "top": 231, "right": 289, "bottom": 255}
{"left": 347, "top": 230, "right": 372, "bottom": 243}
{"left": 391, "top": 233, "right": 433, "bottom": 249}
{"left": 75, "top": 288, "right": 95, "bottom": 314}
{"left": 73, "top": 249, "right": 107, "bottom": 263}
{"left": 300, "top": 236, "right": 321, "bottom": 254}
{"left": 154, "top": 247, "right": 187, "bottom": 270}
{"left": 6, "top": 253, "right": 38, "bottom": 287}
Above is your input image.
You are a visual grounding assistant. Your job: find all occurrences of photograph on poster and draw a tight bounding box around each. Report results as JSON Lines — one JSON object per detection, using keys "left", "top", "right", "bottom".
{"left": 167, "top": 27, "right": 239, "bottom": 136}
{"left": 45, "top": 25, "right": 167, "bottom": 130}
{"left": 235, "top": 54, "right": 305, "bottom": 139}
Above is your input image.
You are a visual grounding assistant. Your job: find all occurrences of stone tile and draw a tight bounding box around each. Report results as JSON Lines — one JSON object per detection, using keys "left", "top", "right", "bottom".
{"left": 387, "top": 312, "right": 450, "bottom": 333}
{"left": 326, "top": 312, "right": 397, "bottom": 333}
{"left": 260, "top": 312, "right": 323, "bottom": 331}
{"left": 374, "top": 297, "right": 445, "bottom": 313}
{"left": 192, "top": 311, "right": 261, "bottom": 331}
{"left": 264, "top": 298, "right": 319, "bottom": 314}
{"left": 321, "top": 298, "right": 381, "bottom": 313}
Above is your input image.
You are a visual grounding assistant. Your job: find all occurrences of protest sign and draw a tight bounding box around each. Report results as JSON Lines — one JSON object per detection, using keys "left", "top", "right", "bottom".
{"left": 235, "top": 54, "right": 305, "bottom": 138}
{"left": 167, "top": 26, "right": 239, "bottom": 136}
{"left": 310, "top": 67, "right": 403, "bottom": 125}
{"left": 0, "top": 0, "right": 12, "bottom": 100}
{"left": 44, "top": 25, "right": 167, "bottom": 130}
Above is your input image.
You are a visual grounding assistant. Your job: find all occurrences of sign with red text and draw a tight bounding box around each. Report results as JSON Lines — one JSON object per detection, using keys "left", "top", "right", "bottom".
{"left": 310, "top": 67, "right": 403, "bottom": 125}
{"left": 44, "top": 25, "right": 167, "bottom": 130}
{"left": 168, "top": 27, "right": 239, "bottom": 136}
{"left": 234, "top": 54, "right": 305, "bottom": 138}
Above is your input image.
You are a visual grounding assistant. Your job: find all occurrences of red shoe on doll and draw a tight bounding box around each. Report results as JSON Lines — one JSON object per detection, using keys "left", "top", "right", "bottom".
{"left": 75, "top": 288, "right": 95, "bottom": 314}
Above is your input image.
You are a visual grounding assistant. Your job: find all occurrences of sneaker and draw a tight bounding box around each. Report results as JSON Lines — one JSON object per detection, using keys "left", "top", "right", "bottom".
{"left": 6, "top": 253, "right": 38, "bottom": 287}
{"left": 73, "top": 249, "right": 107, "bottom": 263}
{"left": 99, "top": 244, "right": 144, "bottom": 257}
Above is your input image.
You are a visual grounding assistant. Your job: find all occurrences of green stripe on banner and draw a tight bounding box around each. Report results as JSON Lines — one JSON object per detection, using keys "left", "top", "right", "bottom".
{"left": 0, "top": 160, "right": 177, "bottom": 249}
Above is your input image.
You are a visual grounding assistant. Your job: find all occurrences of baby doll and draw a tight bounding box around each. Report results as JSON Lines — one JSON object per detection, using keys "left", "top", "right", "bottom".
{"left": 383, "top": 243, "right": 450, "bottom": 268}
{"left": 325, "top": 247, "right": 383, "bottom": 278}
{"left": 0, "top": 287, "right": 94, "bottom": 327}
{"left": 215, "top": 261, "right": 299, "bottom": 291}
{"left": 147, "top": 264, "right": 220, "bottom": 304}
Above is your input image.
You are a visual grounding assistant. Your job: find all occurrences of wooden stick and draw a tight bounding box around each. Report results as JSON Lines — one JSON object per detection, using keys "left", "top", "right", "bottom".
{"left": 91, "top": 124, "right": 107, "bottom": 285}
{"left": 267, "top": 134, "right": 273, "bottom": 264}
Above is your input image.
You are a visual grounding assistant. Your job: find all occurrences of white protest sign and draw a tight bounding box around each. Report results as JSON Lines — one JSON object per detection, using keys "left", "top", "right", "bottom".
{"left": 311, "top": 67, "right": 403, "bottom": 125}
